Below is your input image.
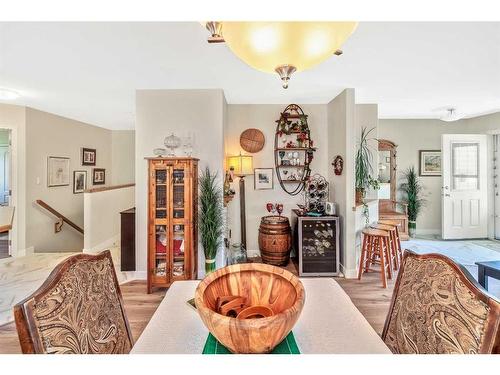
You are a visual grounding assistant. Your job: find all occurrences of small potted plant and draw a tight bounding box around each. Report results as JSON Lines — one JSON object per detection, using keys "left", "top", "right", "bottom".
{"left": 199, "top": 167, "right": 224, "bottom": 274}
{"left": 400, "top": 166, "right": 426, "bottom": 237}
{"left": 355, "top": 127, "right": 379, "bottom": 204}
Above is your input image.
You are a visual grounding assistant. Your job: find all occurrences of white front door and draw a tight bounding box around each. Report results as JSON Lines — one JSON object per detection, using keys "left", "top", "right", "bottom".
{"left": 442, "top": 134, "right": 488, "bottom": 239}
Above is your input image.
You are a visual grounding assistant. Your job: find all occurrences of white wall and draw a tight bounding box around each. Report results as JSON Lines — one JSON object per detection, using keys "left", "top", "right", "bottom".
{"left": 327, "top": 89, "right": 357, "bottom": 277}
{"left": 135, "top": 89, "right": 225, "bottom": 276}
{"left": 225, "top": 104, "right": 328, "bottom": 256}
{"left": 112, "top": 130, "right": 135, "bottom": 185}
{"left": 83, "top": 185, "right": 135, "bottom": 252}
{"left": 379, "top": 112, "right": 500, "bottom": 236}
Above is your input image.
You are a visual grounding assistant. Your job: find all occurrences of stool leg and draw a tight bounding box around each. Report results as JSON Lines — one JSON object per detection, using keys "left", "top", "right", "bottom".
{"left": 395, "top": 226, "right": 403, "bottom": 264}
{"left": 358, "top": 235, "right": 368, "bottom": 280}
{"left": 377, "top": 237, "right": 387, "bottom": 288}
{"left": 390, "top": 231, "right": 399, "bottom": 270}
{"left": 366, "top": 236, "right": 374, "bottom": 272}
{"left": 384, "top": 236, "right": 393, "bottom": 280}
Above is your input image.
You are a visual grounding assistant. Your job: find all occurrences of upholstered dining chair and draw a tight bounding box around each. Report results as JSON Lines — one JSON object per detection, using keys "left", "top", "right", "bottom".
{"left": 382, "top": 250, "right": 500, "bottom": 354}
{"left": 14, "top": 250, "right": 133, "bottom": 354}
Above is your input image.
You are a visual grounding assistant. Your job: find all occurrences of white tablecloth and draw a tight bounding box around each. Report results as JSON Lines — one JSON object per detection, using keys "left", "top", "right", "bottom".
{"left": 131, "top": 278, "right": 391, "bottom": 354}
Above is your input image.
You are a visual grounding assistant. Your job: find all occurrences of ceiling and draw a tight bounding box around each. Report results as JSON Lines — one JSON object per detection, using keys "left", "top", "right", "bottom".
{"left": 1, "top": 22, "right": 499, "bottom": 130}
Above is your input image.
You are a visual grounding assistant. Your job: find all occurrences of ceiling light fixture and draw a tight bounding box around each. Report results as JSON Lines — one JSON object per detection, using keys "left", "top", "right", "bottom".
{"left": 0, "top": 88, "right": 20, "bottom": 101}
{"left": 204, "top": 22, "right": 357, "bottom": 89}
{"left": 441, "top": 108, "right": 463, "bottom": 122}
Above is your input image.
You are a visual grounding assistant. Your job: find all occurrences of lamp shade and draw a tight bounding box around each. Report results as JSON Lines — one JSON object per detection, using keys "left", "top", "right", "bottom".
{"left": 221, "top": 22, "right": 358, "bottom": 74}
{"left": 227, "top": 153, "right": 253, "bottom": 176}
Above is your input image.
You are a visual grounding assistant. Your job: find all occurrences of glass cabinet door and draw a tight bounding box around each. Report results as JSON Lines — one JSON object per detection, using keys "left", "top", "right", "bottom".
{"left": 155, "top": 169, "right": 168, "bottom": 219}
{"left": 172, "top": 224, "right": 185, "bottom": 278}
{"left": 172, "top": 169, "right": 185, "bottom": 219}
{"left": 154, "top": 225, "right": 168, "bottom": 279}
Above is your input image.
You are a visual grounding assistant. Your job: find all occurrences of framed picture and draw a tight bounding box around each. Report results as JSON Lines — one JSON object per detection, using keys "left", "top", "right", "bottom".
{"left": 82, "top": 148, "right": 96, "bottom": 166}
{"left": 47, "top": 156, "right": 70, "bottom": 187}
{"left": 73, "top": 170, "right": 87, "bottom": 194}
{"left": 419, "top": 150, "right": 442, "bottom": 176}
{"left": 254, "top": 168, "right": 273, "bottom": 190}
{"left": 92, "top": 168, "right": 106, "bottom": 185}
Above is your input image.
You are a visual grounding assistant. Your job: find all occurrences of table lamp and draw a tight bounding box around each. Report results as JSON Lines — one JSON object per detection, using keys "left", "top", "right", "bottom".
{"left": 227, "top": 153, "right": 253, "bottom": 250}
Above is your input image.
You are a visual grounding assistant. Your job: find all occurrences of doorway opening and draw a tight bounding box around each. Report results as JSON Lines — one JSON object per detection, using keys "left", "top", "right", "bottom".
{"left": 0, "top": 128, "right": 12, "bottom": 259}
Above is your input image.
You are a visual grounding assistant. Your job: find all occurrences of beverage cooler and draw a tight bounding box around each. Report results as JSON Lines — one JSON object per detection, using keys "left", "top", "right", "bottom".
{"left": 292, "top": 210, "right": 340, "bottom": 276}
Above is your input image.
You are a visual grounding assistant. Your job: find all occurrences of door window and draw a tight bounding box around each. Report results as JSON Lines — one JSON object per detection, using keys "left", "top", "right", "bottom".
{"left": 452, "top": 142, "right": 479, "bottom": 191}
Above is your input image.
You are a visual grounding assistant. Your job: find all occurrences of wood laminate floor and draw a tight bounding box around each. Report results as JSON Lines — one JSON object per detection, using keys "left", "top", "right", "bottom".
{"left": 0, "top": 258, "right": 394, "bottom": 354}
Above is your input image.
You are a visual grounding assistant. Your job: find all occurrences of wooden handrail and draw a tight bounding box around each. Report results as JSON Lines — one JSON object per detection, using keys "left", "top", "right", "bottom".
{"left": 35, "top": 200, "right": 84, "bottom": 235}
{"left": 84, "top": 183, "right": 135, "bottom": 194}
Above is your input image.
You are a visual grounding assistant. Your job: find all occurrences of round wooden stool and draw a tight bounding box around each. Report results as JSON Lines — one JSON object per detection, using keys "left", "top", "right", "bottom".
{"left": 371, "top": 223, "right": 399, "bottom": 271}
{"left": 358, "top": 228, "right": 392, "bottom": 288}
{"left": 378, "top": 220, "right": 403, "bottom": 265}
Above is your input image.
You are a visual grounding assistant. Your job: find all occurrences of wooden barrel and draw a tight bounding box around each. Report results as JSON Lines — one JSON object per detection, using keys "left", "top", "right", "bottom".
{"left": 258, "top": 216, "right": 292, "bottom": 266}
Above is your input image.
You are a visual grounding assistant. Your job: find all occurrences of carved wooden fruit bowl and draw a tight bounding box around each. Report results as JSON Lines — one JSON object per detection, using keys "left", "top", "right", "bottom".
{"left": 195, "top": 263, "right": 305, "bottom": 353}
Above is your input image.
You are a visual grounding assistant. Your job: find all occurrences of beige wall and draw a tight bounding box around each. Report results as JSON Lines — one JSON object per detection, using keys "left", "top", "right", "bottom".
{"left": 25, "top": 108, "right": 114, "bottom": 252}
{"left": 135, "top": 89, "right": 225, "bottom": 275}
{"left": 225, "top": 104, "right": 328, "bottom": 256}
{"left": 111, "top": 130, "right": 135, "bottom": 185}
{"left": 379, "top": 112, "right": 500, "bottom": 235}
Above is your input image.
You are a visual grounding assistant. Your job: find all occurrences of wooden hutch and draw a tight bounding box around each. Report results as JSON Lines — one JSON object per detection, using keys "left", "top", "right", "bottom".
{"left": 146, "top": 157, "right": 199, "bottom": 293}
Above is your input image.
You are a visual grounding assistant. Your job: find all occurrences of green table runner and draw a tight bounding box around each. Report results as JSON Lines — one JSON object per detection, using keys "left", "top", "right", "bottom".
{"left": 202, "top": 332, "right": 300, "bottom": 354}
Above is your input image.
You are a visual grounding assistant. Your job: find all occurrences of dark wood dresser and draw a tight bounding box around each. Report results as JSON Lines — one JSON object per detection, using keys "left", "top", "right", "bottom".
{"left": 120, "top": 207, "right": 136, "bottom": 271}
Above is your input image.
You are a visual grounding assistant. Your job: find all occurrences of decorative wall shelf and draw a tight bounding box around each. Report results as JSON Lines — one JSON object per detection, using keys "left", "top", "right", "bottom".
{"left": 274, "top": 104, "right": 315, "bottom": 196}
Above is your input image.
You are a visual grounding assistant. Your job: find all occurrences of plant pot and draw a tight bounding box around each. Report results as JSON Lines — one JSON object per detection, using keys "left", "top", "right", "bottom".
{"left": 205, "top": 258, "right": 216, "bottom": 274}
{"left": 355, "top": 189, "right": 365, "bottom": 205}
{"left": 408, "top": 220, "right": 417, "bottom": 238}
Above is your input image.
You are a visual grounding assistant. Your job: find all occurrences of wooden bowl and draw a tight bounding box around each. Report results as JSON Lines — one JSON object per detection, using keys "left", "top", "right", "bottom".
{"left": 195, "top": 263, "right": 305, "bottom": 353}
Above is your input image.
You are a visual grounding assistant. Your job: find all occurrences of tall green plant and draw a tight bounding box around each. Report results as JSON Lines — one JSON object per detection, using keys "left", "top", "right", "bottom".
{"left": 355, "top": 127, "right": 377, "bottom": 192}
{"left": 199, "top": 167, "right": 223, "bottom": 273}
{"left": 400, "top": 166, "right": 426, "bottom": 222}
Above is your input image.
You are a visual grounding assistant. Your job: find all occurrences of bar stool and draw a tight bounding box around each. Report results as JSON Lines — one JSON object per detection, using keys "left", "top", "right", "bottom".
{"left": 358, "top": 228, "right": 392, "bottom": 288}
{"left": 378, "top": 219, "right": 403, "bottom": 265}
{"left": 371, "top": 223, "right": 399, "bottom": 271}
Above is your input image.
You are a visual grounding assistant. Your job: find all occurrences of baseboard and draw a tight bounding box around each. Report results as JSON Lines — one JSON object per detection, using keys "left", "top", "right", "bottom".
{"left": 83, "top": 235, "right": 120, "bottom": 253}
{"left": 415, "top": 229, "right": 441, "bottom": 235}
{"left": 14, "top": 246, "right": 34, "bottom": 257}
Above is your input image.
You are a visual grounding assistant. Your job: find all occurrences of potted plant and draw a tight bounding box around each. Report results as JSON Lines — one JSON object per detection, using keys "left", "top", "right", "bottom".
{"left": 199, "top": 166, "right": 224, "bottom": 274}
{"left": 355, "top": 127, "right": 379, "bottom": 204}
{"left": 400, "top": 166, "right": 426, "bottom": 237}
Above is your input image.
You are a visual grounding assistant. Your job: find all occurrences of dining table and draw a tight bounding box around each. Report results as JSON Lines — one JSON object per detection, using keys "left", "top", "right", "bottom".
{"left": 131, "top": 278, "right": 391, "bottom": 354}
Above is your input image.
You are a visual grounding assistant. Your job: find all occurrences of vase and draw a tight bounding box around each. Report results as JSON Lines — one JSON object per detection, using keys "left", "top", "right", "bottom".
{"left": 355, "top": 189, "right": 364, "bottom": 205}
{"left": 205, "top": 258, "right": 216, "bottom": 274}
{"left": 408, "top": 220, "right": 417, "bottom": 238}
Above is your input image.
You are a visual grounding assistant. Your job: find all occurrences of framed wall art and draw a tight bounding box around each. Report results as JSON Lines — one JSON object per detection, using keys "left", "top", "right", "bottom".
{"left": 254, "top": 168, "right": 273, "bottom": 190}
{"left": 82, "top": 148, "right": 96, "bottom": 166}
{"left": 419, "top": 150, "right": 442, "bottom": 176}
{"left": 92, "top": 168, "right": 106, "bottom": 185}
{"left": 47, "top": 156, "right": 70, "bottom": 187}
{"left": 73, "top": 170, "right": 87, "bottom": 194}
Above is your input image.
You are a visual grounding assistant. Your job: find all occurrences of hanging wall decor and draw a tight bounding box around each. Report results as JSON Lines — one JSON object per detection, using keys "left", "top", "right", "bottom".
{"left": 274, "top": 104, "right": 316, "bottom": 196}
{"left": 240, "top": 128, "right": 265, "bottom": 153}
{"left": 332, "top": 155, "right": 344, "bottom": 175}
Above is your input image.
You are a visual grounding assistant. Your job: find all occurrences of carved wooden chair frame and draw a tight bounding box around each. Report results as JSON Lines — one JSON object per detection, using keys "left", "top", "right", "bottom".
{"left": 14, "top": 250, "right": 134, "bottom": 354}
{"left": 382, "top": 250, "right": 500, "bottom": 354}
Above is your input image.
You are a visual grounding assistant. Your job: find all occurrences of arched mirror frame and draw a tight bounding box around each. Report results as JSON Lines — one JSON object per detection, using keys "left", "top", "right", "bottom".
{"left": 378, "top": 139, "right": 397, "bottom": 203}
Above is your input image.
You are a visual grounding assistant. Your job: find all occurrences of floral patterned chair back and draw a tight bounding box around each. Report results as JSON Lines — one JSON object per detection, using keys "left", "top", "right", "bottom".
{"left": 14, "top": 250, "right": 133, "bottom": 354}
{"left": 382, "top": 250, "right": 500, "bottom": 354}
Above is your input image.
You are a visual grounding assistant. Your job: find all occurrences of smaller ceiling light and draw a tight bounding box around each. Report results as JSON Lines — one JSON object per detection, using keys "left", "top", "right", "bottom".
{"left": 0, "top": 88, "right": 20, "bottom": 101}
{"left": 204, "top": 22, "right": 224, "bottom": 43}
{"left": 441, "top": 108, "right": 463, "bottom": 122}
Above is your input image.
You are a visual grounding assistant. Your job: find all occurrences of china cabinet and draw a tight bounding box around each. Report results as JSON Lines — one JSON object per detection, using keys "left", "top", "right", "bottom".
{"left": 146, "top": 157, "right": 198, "bottom": 293}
